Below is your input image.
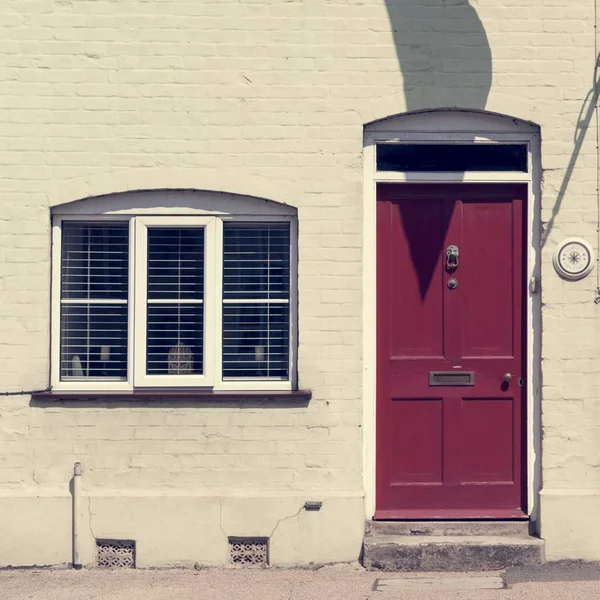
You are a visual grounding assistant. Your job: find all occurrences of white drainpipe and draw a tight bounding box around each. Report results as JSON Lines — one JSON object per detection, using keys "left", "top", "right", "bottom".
{"left": 73, "top": 462, "right": 83, "bottom": 569}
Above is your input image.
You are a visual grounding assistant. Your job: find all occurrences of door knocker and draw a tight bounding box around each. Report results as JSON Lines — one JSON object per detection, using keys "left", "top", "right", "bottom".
{"left": 446, "top": 245, "right": 459, "bottom": 271}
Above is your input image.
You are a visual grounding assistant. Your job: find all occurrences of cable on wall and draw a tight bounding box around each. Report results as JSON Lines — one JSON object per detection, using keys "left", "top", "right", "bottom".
{"left": 0, "top": 387, "right": 52, "bottom": 397}
{"left": 595, "top": 0, "right": 600, "bottom": 302}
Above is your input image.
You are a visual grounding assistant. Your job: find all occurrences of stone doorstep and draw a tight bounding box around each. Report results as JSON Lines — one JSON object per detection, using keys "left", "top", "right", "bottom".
{"left": 362, "top": 534, "right": 545, "bottom": 572}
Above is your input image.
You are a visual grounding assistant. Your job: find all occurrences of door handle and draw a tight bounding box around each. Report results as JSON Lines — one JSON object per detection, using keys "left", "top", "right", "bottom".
{"left": 502, "top": 373, "right": 513, "bottom": 383}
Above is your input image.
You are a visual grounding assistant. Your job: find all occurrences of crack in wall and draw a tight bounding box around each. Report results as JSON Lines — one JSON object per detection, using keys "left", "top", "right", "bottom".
{"left": 269, "top": 505, "right": 304, "bottom": 540}
{"left": 87, "top": 495, "right": 96, "bottom": 541}
{"left": 217, "top": 497, "right": 228, "bottom": 539}
{"left": 217, "top": 498, "right": 305, "bottom": 544}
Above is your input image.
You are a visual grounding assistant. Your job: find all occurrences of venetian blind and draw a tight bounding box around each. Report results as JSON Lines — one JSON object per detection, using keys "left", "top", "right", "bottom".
{"left": 60, "top": 222, "right": 129, "bottom": 381}
{"left": 146, "top": 227, "right": 205, "bottom": 375}
{"left": 222, "top": 222, "right": 290, "bottom": 380}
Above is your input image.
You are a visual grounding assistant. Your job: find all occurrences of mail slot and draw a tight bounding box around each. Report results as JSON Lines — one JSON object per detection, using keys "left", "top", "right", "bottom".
{"left": 429, "top": 371, "right": 475, "bottom": 386}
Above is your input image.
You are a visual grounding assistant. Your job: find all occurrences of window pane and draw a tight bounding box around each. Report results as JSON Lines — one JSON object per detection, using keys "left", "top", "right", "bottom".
{"left": 60, "top": 304, "right": 128, "bottom": 380}
{"left": 222, "top": 303, "right": 289, "bottom": 379}
{"left": 223, "top": 223, "right": 290, "bottom": 301}
{"left": 222, "top": 223, "right": 291, "bottom": 380}
{"left": 61, "top": 222, "right": 129, "bottom": 300}
{"left": 146, "top": 227, "right": 204, "bottom": 376}
{"left": 376, "top": 144, "right": 528, "bottom": 172}
{"left": 146, "top": 304, "right": 204, "bottom": 375}
{"left": 147, "top": 228, "right": 204, "bottom": 300}
{"left": 59, "top": 222, "right": 129, "bottom": 382}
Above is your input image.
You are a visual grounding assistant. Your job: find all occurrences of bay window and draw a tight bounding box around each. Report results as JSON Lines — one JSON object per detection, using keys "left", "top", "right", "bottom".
{"left": 52, "top": 215, "right": 295, "bottom": 391}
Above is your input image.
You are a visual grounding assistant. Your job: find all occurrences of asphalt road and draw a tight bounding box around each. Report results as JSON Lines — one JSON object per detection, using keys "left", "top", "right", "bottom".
{"left": 1, "top": 563, "right": 600, "bottom": 600}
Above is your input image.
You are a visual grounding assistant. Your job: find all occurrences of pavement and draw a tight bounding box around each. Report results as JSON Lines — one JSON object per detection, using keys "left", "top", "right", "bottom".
{"left": 1, "top": 562, "right": 600, "bottom": 600}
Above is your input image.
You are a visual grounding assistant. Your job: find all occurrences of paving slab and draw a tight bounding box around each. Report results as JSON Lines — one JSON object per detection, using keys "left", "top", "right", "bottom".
{"left": 505, "top": 561, "right": 600, "bottom": 585}
{"left": 374, "top": 574, "right": 505, "bottom": 591}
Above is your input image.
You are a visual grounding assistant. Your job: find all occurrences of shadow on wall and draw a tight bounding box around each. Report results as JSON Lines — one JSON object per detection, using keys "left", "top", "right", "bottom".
{"left": 384, "top": 0, "right": 492, "bottom": 112}
{"left": 382, "top": 0, "right": 493, "bottom": 253}
{"left": 382, "top": 1, "right": 597, "bottom": 246}
{"left": 541, "top": 65, "right": 600, "bottom": 246}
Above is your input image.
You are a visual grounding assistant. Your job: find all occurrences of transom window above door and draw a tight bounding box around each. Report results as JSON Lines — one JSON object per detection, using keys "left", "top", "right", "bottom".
{"left": 376, "top": 143, "right": 528, "bottom": 172}
{"left": 53, "top": 215, "right": 295, "bottom": 391}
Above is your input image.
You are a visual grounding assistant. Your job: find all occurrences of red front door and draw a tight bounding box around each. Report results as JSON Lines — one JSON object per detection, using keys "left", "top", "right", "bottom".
{"left": 376, "top": 183, "right": 527, "bottom": 519}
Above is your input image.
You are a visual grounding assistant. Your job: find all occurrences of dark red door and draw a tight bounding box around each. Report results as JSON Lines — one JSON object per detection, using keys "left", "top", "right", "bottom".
{"left": 376, "top": 183, "right": 526, "bottom": 519}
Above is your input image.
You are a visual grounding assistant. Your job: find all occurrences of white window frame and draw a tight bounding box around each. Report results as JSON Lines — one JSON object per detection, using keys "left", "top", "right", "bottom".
{"left": 51, "top": 215, "right": 136, "bottom": 392}
{"left": 216, "top": 215, "right": 298, "bottom": 392}
{"left": 134, "top": 216, "right": 216, "bottom": 388}
{"left": 51, "top": 214, "right": 297, "bottom": 392}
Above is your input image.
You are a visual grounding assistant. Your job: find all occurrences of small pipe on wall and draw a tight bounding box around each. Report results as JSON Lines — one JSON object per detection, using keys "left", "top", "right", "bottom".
{"left": 73, "top": 462, "right": 83, "bottom": 569}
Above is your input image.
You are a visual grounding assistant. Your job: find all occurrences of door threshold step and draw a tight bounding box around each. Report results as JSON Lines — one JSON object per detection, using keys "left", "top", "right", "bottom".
{"left": 366, "top": 519, "right": 531, "bottom": 537}
{"left": 362, "top": 534, "right": 544, "bottom": 572}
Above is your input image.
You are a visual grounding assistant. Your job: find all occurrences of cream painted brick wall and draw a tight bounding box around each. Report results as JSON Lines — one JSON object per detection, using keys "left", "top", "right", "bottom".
{"left": 0, "top": 0, "right": 599, "bottom": 560}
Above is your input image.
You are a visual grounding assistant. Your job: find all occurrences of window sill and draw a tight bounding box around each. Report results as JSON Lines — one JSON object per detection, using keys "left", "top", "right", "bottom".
{"left": 31, "top": 389, "right": 312, "bottom": 402}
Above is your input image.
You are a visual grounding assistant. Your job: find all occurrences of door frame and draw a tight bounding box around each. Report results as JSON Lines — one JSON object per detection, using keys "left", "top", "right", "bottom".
{"left": 362, "top": 110, "right": 542, "bottom": 526}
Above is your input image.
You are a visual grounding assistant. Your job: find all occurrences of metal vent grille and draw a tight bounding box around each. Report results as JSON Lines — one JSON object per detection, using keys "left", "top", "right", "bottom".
{"left": 96, "top": 539, "right": 136, "bottom": 568}
{"left": 229, "top": 537, "right": 269, "bottom": 566}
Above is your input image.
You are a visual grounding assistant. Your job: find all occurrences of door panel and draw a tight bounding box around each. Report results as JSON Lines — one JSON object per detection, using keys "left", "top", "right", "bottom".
{"left": 389, "top": 398, "right": 443, "bottom": 485}
{"left": 388, "top": 198, "right": 447, "bottom": 358}
{"left": 460, "top": 397, "right": 514, "bottom": 484}
{"left": 376, "top": 183, "right": 526, "bottom": 519}
{"left": 461, "top": 201, "right": 514, "bottom": 357}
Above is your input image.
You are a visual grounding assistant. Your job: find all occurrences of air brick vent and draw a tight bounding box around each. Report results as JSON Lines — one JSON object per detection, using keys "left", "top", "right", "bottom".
{"left": 229, "top": 537, "right": 269, "bottom": 566}
{"left": 96, "top": 539, "right": 136, "bottom": 568}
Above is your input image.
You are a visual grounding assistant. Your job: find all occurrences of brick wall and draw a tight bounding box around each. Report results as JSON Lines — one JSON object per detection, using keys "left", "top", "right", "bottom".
{"left": 0, "top": 0, "right": 599, "bottom": 562}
